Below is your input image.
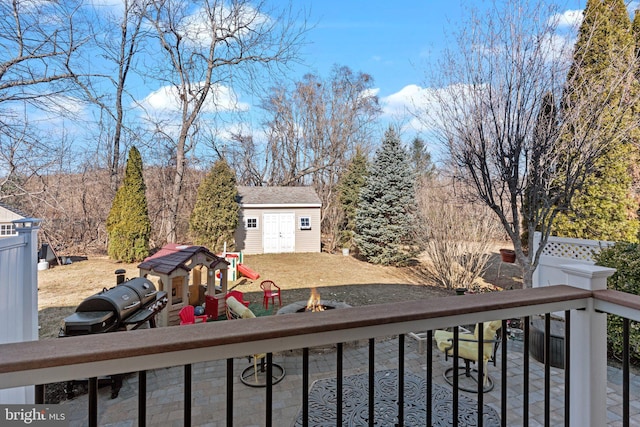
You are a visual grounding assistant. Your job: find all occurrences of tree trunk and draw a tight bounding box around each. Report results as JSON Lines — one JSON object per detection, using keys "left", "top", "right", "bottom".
{"left": 522, "top": 262, "right": 534, "bottom": 289}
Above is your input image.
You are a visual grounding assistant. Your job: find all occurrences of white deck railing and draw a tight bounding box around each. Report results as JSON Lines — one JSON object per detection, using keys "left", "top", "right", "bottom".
{"left": 532, "top": 231, "right": 614, "bottom": 288}
{"left": 1, "top": 264, "right": 638, "bottom": 426}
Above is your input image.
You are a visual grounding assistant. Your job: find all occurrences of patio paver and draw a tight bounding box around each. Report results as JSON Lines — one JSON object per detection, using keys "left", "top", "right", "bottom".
{"left": 59, "top": 336, "right": 640, "bottom": 426}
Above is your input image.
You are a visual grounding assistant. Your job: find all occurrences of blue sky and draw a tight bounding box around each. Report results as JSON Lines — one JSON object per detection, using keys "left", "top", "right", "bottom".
{"left": 294, "top": 0, "right": 455, "bottom": 97}
{"left": 293, "top": 1, "right": 587, "bottom": 95}
{"left": 263, "top": 0, "right": 591, "bottom": 140}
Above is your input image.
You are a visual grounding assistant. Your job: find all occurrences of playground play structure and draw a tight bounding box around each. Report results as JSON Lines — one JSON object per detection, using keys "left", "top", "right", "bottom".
{"left": 137, "top": 244, "right": 262, "bottom": 326}
{"left": 220, "top": 251, "right": 261, "bottom": 281}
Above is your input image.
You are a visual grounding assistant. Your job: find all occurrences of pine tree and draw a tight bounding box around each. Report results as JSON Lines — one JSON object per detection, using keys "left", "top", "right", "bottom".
{"left": 354, "top": 128, "right": 417, "bottom": 265}
{"left": 553, "top": 0, "right": 640, "bottom": 242}
{"left": 189, "top": 160, "right": 239, "bottom": 252}
{"left": 338, "top": 147, "right": 368, "bottom": 249}
{"left": 410, "top": 137, "right": 436, "bottom": 180}
{"left": 106, "top": 146, "right": 150, "bottom": 262}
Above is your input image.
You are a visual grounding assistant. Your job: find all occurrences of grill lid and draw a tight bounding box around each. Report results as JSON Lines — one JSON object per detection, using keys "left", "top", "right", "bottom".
{"left": 74, "top": 278, "right": 157, "bottom": 323}
{"left": 119, "top": 277, "right": 158, "bottom": 307}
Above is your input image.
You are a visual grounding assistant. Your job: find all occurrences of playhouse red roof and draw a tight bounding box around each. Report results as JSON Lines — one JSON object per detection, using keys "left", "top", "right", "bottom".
{"left": 138, "top": 244, "right": 227, "bottom": 275}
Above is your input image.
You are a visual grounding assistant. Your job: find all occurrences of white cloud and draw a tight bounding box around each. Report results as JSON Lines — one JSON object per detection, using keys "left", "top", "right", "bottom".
{"left": 381, "top": 84, "right": 423, "bottom": 117}
{"left": 359, "top": 87, "right": 380, "bottom": 102}
{"left": 379, "top": 84, "right": 438, "bottom": 133}
{"left": 548, "top": 9, "right": 583, "bottom": 29}
{"left": 139, "top": 83, "right": 250, "bottom": 115}
{"left": 173, "top": 4, "right": 270, "bottom": 49}
{"left": 38, "top": 95, "right": 85, "bottom": 116}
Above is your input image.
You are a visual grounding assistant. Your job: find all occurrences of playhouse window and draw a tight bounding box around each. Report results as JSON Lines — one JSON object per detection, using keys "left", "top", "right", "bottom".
{"left": 299, "top": 216, "right": 311, "bottom": 230}
{"left": 245, "top": 217, "right": 258, "bottom": 229}
{"left": 171, "top": 277, "right": 184, "bottom": 304}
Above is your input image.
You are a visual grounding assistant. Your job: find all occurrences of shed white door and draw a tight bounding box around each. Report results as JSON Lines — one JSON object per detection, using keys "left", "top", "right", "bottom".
{"left": 263, "top": 213, "right": 295, "bottom": 253}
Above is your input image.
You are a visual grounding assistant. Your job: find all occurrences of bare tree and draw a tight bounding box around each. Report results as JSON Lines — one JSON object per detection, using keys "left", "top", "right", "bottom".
{"left": 144, "top": 0, "right": 306, "bottom": 243}
{"left": 72, "top": 0, "right": 151, "bottom": 191}
{"left": 0, "top": 0, "right": 88, "bottom": 200}
{"left": 258, "top": 66, "right": 381, "bottom": 251}
{"left": 422, "top": 0, "right": 639, "bottom": 287}
{"left": 415, "top": 178, "right": 501, "bottom": 290}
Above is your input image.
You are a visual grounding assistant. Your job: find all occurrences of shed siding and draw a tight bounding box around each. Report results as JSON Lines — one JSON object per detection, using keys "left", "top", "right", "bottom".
{"left": 235, "top": 207, "right": 321, "bottom": 254}
{"left": 236, "top": 207, "right": 264, "bottom": 254}
{"left": 0, "top": 208, "right": 22, "bottom": 222}
{"left": 294, "top": 208, "right": 321, "bottom": 253}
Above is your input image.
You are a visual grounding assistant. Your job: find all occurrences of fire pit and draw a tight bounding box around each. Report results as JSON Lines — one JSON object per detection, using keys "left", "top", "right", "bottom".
{"left": 276, "top": 288, "right": 352, "bottom": 315}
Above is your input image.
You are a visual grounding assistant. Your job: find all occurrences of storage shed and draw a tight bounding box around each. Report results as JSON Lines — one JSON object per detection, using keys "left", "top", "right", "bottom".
{"left": 235, "top": 186, "right": 321, "bottom": 254}
{"left": 138, "top": 244, "right": 229, "bottom": 326}
{"left": 0, "top": 202, "right": 25, "bottom": 238}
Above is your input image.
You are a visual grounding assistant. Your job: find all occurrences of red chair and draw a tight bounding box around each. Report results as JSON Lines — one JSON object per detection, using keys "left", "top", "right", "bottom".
{"left": 179, "top": 305, "right": 207, "bottom": 325}
{"left": 260, "top": 280, "right": 281, "bottom": 309}
{"left": 225, "top": 290, "right": 250, "bottom": 308}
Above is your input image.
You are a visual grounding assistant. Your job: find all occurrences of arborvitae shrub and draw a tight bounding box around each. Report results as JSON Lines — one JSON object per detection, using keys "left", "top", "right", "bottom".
{"left": 106, "top": 146, "right": 151, "bottom": 262}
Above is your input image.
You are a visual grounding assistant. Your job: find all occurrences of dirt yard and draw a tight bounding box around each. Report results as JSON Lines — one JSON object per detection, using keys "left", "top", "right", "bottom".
{"left": 38, "top": 248, "right": 522, "bottom": 339}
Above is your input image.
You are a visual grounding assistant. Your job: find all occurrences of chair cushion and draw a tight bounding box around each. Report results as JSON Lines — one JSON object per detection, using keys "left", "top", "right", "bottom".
{"left": 227, "top": 296, "right": 255, "bottom": 319}
{"left": 435, "top": 320, "right": 502, "bottom": 361}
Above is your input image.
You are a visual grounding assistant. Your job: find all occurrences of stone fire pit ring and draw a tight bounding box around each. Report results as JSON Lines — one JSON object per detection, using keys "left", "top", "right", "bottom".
{"left": 277, "top": 300, "right": 352, "bottom": 315}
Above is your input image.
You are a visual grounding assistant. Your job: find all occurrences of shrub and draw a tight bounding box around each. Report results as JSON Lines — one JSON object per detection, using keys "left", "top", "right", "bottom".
{"left": 189, "top": 160, "right": 239, "bottom": 253}
{"left": 106, "top": 146, "right": 150, "bottom": 262}
{"left": 595, "top": 242, "right": 640, "bottom": 360}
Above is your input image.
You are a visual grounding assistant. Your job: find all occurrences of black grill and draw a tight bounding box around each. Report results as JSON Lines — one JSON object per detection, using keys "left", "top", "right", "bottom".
{"left": 60, "top": 275, "right": 167, "bottom": 337}
{"left": 59, "top": 271, "right": 168, "bottom": 398}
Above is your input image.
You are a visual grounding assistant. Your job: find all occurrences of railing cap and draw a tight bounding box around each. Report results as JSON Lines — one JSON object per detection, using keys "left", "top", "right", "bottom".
{"left": 560, "top": 264, "right": 616, "bottom": 279}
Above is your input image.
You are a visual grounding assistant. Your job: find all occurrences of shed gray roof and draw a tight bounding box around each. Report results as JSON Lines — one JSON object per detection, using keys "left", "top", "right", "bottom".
{"left": 237, "top": 186, "right": 321, "bottom": 207}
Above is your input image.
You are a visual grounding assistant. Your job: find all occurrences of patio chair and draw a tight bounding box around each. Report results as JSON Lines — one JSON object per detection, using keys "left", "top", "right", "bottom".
{"left": 179, "top": 305, "right": 207, "bottom": 325}
{"left": 225, "top": 295, "right": 255, "bottom": 320}
{"left": 260, "top": 280, "right": 281, "bottom": 309}
{"left": 434, "top": 320, "right": 502, "bottom": 393}
{"left": 225, "top": 296, "right": 285, "bottom": 387}
{"left": 225, "top": 290, "right": 250, "bottom": 308}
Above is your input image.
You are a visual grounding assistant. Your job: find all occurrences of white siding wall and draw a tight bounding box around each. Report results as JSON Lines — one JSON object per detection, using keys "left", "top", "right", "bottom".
{"left": 0, "top": 220, "right": 40, "bottom": 403}
{"left": 236, "top": 208, "right": 263, "bottom": 254}
{"left": 294, "top": 207, "right": 321, "bottom": 253}
{"left": 0, "top": 207, "right": 22, "bottom": 222}
{"left": 235, "top": 207, "right": 321, "bottom": 254}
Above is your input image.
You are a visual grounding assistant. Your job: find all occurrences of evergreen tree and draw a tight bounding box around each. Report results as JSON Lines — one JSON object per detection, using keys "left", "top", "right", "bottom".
{"left": 410, "top": 137, "right": 436, "bottom": 179}
{"left": 189, "top": 160, "right": 239, "bottom": 252}
{"left": 106, "top": 146, "right": 150, "bottom": 262}
{"left": 633, "top": 9, "right": 640, "bottom": 64}
{"left": 553, "top": 0, "right": 640, "bottom": 242}
{"left": 338, "top": 147, "right": 368, "bottom": 249}
{"left": 354, "top": 127, "right": 417, "bottom": 265}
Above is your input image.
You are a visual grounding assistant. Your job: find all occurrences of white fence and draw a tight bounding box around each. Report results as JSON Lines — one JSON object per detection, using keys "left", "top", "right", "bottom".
{"left": 0, "top": 219, "right": 40, "bottom": 404}
{"left": 532, "top": 231, "right": 614, "bottom": 288}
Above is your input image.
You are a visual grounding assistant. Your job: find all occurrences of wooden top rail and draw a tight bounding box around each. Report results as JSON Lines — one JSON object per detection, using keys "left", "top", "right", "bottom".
{"left": 593, "top": 289, "right": 640, "bottom": 311}
{"left": 0, "top": 285, "right": 590, "bottom": 377}
{"left": 593, "top": 289, "right": 640, "bottom": 322}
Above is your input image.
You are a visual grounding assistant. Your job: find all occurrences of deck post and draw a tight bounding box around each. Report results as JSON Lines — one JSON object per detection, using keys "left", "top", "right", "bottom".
{"left": 561, "top": 264, "right": 615, "bottom": 427}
